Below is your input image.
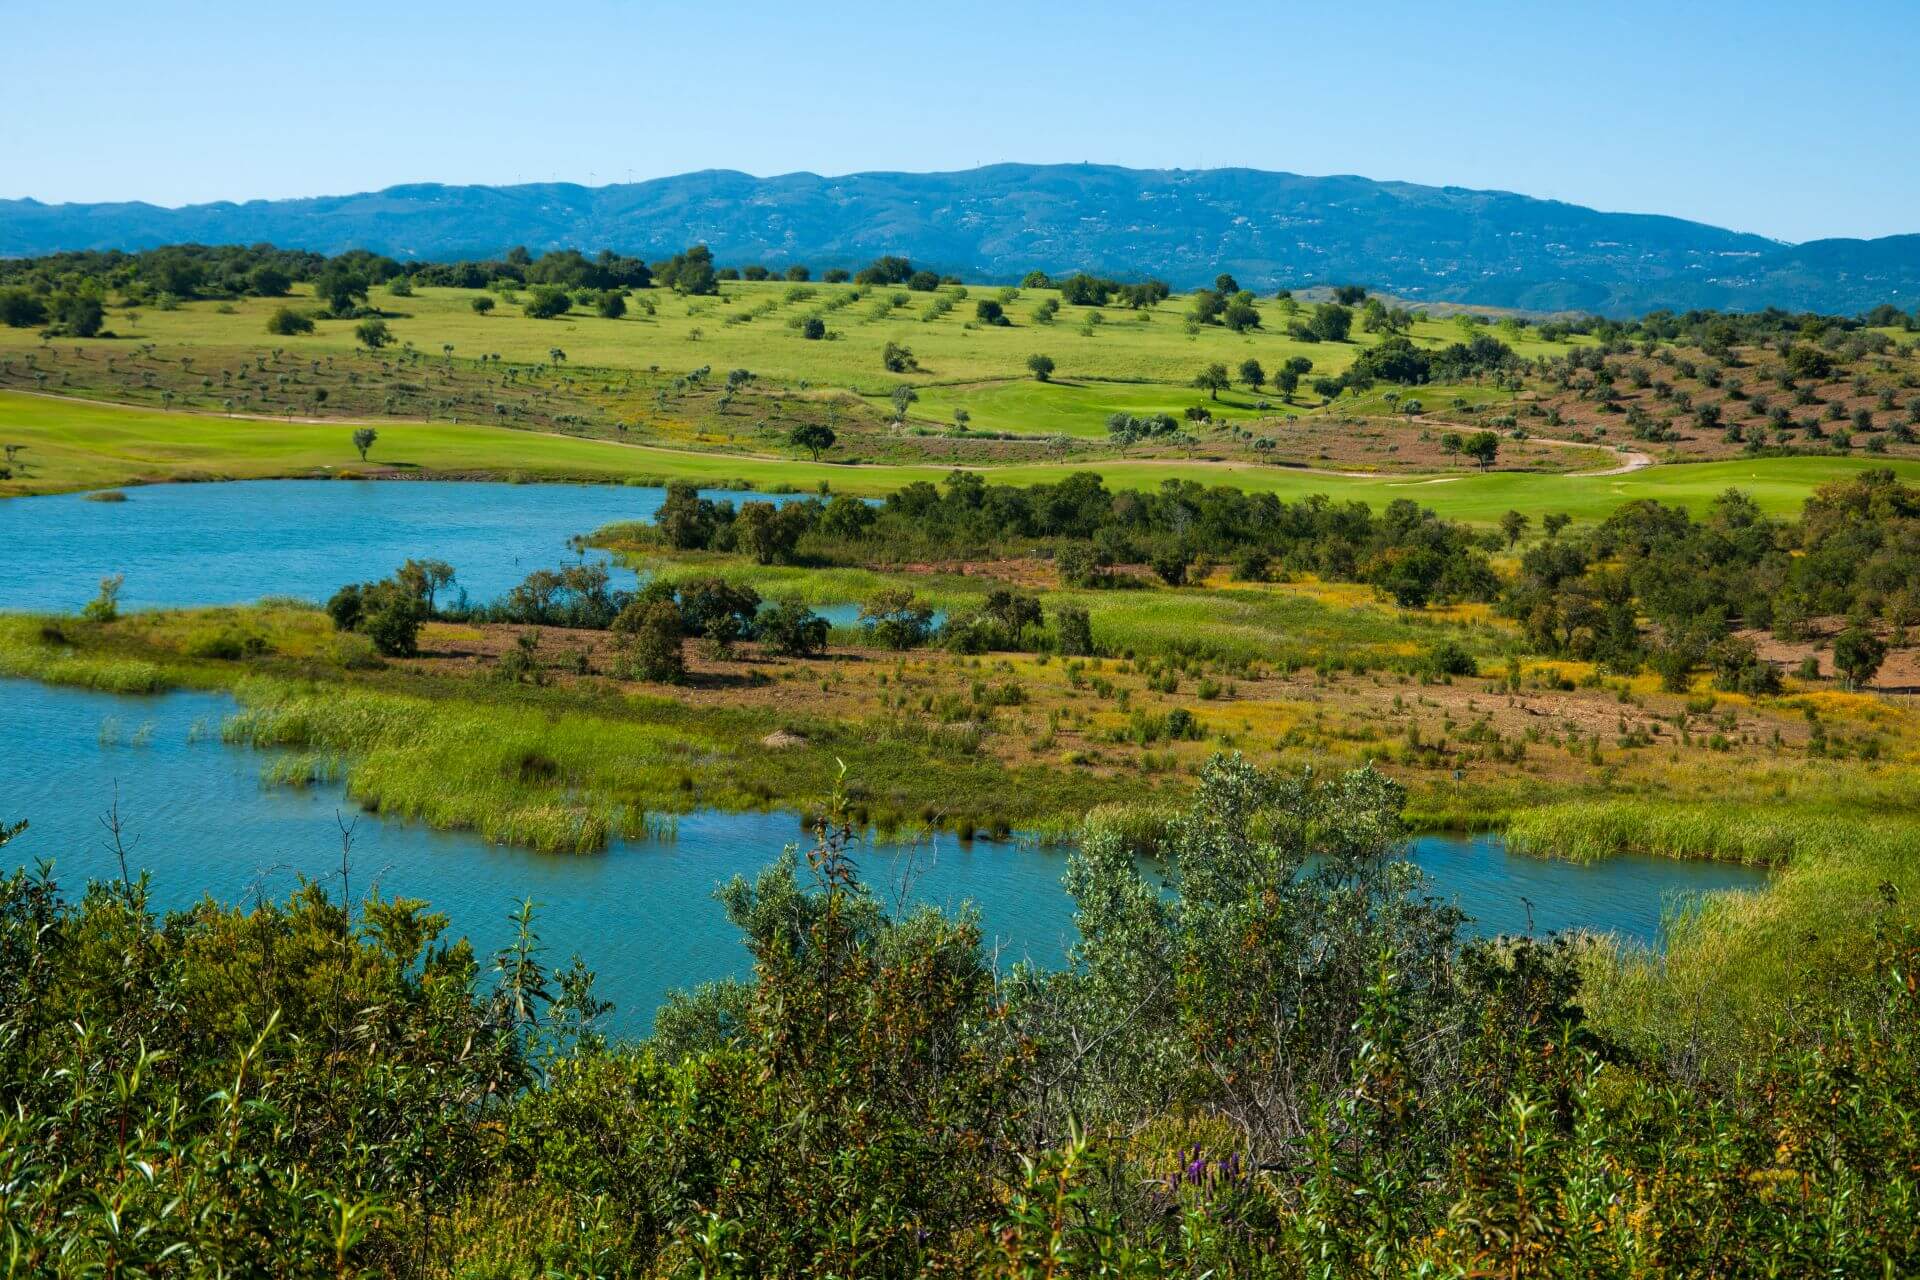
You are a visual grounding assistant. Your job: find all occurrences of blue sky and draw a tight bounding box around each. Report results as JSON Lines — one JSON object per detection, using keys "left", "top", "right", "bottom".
{"left": 7, "top": 0, "right": 1916, "bottom": 243}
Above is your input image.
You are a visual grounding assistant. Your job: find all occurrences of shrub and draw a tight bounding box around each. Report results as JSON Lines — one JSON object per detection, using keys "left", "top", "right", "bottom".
{"left": 613, "top": 599, "right": 686, "bottom": 682}
{"left": 757, "top": 598, "right": 830, "bottom": 657}
{"left": 1423, "top": 639, "right": 1478, "bottom": 678}
{"left": 184, "top": 627, "right": 269, "bottom": 661}
{"left": 1054, "top": 605, "right": 1095, "bottom": 656}
{"left": 361, "top": 588, "right": 426, "bottom": 657}
{"left": 1150, "top": 549, "right": 1192, "bottom": 586}
{"left": 265, "top": 306, "right": 314, "bottom": 336}
{"left": 524, "top": 285, "right": 572, "bottom": 319}
{"left": 326, "top": 574, "right": 426, "bottom": 656}
{"left": 859, "top": 589, "right": 935, "bottom": 650}
{"left": 1055, "top": 542, "right": 1109, "bottom": 589}
{"left": 0, "top": 287, "right": 49, "bottom": 327}
{"left": 79, "top": 573, "right": 124, "bottom": 623}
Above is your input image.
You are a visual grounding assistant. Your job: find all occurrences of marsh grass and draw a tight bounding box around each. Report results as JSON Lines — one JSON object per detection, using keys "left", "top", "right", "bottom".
{"left": 0, "top": 621, "right": 169, "bottom": 694}
{"left": 1580, "top": 812, "right": 1918, "bottom": 1075}
{"left": 1508, "top": 800, "right": 1823, "bottom": 867}
{"left": 219, "top": 684, "right": 680, "bottom": 854}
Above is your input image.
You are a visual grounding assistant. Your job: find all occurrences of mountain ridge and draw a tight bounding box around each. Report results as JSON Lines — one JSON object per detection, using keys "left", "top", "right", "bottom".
{"left": 3, "top": 163, "right": 1914, "bottom": 315}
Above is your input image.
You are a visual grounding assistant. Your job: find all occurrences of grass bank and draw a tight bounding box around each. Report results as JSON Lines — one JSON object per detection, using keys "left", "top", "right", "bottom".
{"left": 0, "top": 612, "right": 1134, "bottom": 852}
{"left": 1576, "top": 807, "right": 1918, "bottom": 1072}
{"left": 10, "top": 392, "right": 1920, "bottom": 524}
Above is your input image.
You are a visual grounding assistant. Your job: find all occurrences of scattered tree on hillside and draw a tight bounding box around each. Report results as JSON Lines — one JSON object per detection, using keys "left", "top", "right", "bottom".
{"left": 788, "top": 421, "right": 836, "bottom": 461}
{"left": 1464, "top": 430, "right": 1501, "bottom": 469}
{"left": 1194, "top": 362, "right": 1231, "bottom": 399}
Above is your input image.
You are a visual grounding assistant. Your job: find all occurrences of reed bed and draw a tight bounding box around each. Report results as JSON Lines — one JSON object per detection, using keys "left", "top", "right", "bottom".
{"left": 1576, "top": 806, "right": 1918, "bottom": 1075}
{"left": 0, "top": 621, "right": 169, "bottom": 694}
{"left": 1504, "top": 799, "right": 1846, "bottom": 867}
{"left": 220, "top": 683, "right": 691, "bottom": 854}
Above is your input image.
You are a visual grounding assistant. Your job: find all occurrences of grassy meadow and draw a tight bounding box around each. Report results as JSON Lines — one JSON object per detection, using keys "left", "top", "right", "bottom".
{"left": 8, "top": 391, "right": 1920, "bottom": 522}
{"left": 0, "top": 278, "right": 1586, "bottom": 398}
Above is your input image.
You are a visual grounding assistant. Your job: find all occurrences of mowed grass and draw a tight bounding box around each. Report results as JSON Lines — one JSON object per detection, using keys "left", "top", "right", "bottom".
{"left": 0, "top": 392, "right": 952, "bottom": 496}
{"left": 9, "top": 391, "right": 1920, "bottom": 521}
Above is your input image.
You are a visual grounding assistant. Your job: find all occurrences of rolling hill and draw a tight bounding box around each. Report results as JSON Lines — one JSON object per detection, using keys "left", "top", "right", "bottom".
{"left": 4, "top": 164, "right": 1917, "bottom": 315}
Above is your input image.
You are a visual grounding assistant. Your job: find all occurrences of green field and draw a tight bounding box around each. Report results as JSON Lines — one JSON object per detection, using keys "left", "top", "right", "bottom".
{"left": 3, "top": 389, "right": 1911, "bottom": 517}
{"left": 7, "top": 391, "right": 1917, "bottom": 522}
{"left": 0, "top": 279, "right": 1583, "bottom": 392}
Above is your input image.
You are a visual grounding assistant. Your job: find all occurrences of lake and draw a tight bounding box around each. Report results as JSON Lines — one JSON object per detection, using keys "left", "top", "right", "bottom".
{"left": 0, "top": 479, "right": 803, "bottom": 613}
{"left": 0, "top": 678, "right": 1767, "bottom": 1038}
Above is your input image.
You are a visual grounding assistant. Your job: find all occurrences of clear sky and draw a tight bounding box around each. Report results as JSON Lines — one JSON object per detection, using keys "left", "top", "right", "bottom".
{"left": 7, "top": 0, "right": 1916, "bottom": 243}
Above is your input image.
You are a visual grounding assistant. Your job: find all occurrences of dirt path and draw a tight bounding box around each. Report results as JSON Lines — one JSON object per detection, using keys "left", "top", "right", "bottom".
{"left": 1530, "top": 437, "right": 1654, "bottom": 476}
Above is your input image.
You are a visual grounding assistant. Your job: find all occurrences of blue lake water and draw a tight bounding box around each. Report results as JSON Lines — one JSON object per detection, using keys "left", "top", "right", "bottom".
{"left": 1, "top": 678, "right": 1767, "bottom": 1039}
{"left": 0, "top": 479, "right": 805, "bottom": 613}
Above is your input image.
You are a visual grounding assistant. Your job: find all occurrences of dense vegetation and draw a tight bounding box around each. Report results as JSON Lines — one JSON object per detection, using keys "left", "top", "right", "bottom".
{"left": 1503, "top": 468, "right": 1920, "bottom": 688}
{"left": 635, "top": 472, "right": 1501, "bottom": 610}
{"left": 5, "top": 755, "right": 1916, "bottom": 1276}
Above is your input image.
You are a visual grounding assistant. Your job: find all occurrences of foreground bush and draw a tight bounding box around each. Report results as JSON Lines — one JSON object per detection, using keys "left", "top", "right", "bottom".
{"left": 2, "top": 761, "right": 1916, "bottom": 1275}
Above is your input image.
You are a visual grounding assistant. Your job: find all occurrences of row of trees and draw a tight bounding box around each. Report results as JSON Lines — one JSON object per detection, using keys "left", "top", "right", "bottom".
{"left": 651, "top": 471, "right": 1503, "bottom": 610}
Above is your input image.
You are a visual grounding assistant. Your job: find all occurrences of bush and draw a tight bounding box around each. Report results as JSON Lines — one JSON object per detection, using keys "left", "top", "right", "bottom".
{"left": 325, "top": 574, "right": 426, "bottom": 656}
{"left": 859, "top": 589, "right": 935, "bottom": 650}
{"left": 325, "top": 583, "right": 365, "bottom": 632}
{"left": 524, "top": 285, "right": 572, "bottom": 319}
{"left": 1054, "top": 542, "right": 1109, "bottom": 589}
{"left": 184, "top": 627, "right": 269, "bottom": 661}
{"left": 1150, "top": 549, "right": 1192, "bottom": 586}
{"left": 1054, "top": 606, "right": 1094, "bottom": 656}
{"left": 79, "top": 573, "right": 124, "bottom": 623}
{"left": 0, "top": 287, "right": 49, "bottom": 328}
{"left": 1423, "top": 639, "right": 1478, "bottom": 677}
{"left": 613, "top": 599, "right": 686, "bottom": 682}
{"left": 361, "top": 588, "right": 426, "bottom": 657}
{"left": 265, "top": 306, "right": 314, "bottom": 336}
{"left": 757, "top": 598, "right": 830, "bottom": 657}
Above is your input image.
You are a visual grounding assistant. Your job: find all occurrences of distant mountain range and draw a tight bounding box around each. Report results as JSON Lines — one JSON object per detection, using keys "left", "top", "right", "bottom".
{"left": 4, "top": 164, "right": 1917, "bottom": 316}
